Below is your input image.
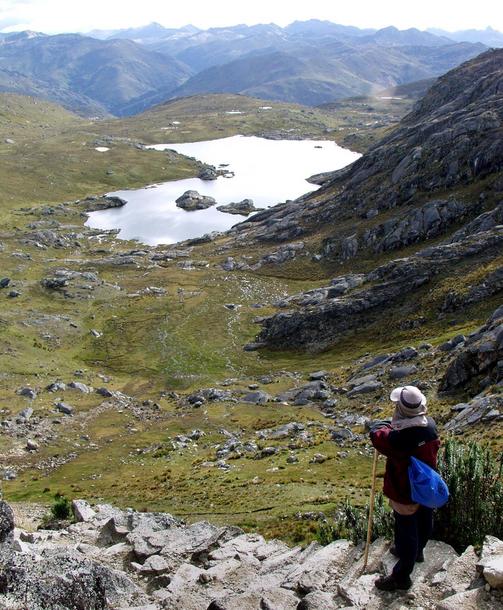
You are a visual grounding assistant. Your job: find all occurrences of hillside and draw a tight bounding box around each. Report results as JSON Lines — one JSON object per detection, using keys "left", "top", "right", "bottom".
{"left": 171, "top": 40, "right": 485, "bottom": 106}
{"left": 213, "top": 50, "right": 502, "bottom": 355}
{"left": 0, "top": 22, "right": 487, "bottom": 116}
{"left": 0, "top": 32, "right": 192, "bottom": 116}
{"left": 0, "top": 54, "right": 501, "bottom": 551}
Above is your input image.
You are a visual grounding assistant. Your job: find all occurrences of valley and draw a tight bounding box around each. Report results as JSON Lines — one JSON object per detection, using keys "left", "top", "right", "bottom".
{"left": 0, "top": 48, "right": 501, "bottom": 553}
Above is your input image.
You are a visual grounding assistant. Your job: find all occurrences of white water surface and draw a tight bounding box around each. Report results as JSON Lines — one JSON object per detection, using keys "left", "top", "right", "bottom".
{"left": 86, "top": 135, "right": 360, "bottom": 246}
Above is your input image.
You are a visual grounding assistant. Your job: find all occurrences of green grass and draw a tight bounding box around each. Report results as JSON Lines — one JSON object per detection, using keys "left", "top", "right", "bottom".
{"left": 0, "top": 91, "right": 501, "bottom": 545}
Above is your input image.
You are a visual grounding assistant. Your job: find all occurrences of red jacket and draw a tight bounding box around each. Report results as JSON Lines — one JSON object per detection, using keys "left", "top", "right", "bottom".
{"left": 370, "top": 417, "right": 440, "bottom": 504}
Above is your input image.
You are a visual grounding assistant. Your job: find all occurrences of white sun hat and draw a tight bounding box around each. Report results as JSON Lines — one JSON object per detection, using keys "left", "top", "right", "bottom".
{"left": 390, "top": 385, "right": 427, "bottom": 416}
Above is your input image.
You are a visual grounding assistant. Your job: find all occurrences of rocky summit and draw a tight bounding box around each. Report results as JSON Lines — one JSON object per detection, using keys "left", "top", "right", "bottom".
{"left": 0, "top": 499, "right": 501, "bottom": 610}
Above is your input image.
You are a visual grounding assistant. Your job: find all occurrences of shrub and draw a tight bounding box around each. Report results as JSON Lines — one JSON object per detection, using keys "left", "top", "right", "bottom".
{"left": 316, "top": 492, "right": 393, "bottom": 546}
{"left": 50, "top": 493, "right": 72, "bottom": 520}
{"left": 317, "top": 439, "right": 503, "bottom": 552}
{"left": 435, "top": 438, "right": 503, "bottom": 551}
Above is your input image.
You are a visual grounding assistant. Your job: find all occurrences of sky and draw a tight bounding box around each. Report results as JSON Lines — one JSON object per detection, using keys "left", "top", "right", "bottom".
{"left": 0, "top": 0, "right": 502, "bottom": 34}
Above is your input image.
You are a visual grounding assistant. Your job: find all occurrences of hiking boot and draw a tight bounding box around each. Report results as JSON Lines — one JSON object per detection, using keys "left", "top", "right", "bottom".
{"left": 390, "top": 545, "right": 424, "bottom": 563}
{"left": 375, "top": 573, "right": 412, "bottom": 591}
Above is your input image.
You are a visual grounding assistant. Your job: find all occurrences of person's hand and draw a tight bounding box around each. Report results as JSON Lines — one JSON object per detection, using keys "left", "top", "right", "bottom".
{"left": 368, "top": 419, "right": 392, "bottom": 433}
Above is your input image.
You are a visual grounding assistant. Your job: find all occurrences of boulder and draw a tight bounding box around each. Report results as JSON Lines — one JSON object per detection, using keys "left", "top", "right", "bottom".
{"left": 478, "top": 536, "right": 503, "bottom": 589}
{"left": 347, "top": 380, "right": 383, "bottom": 397}
{"left": 440, "top": 308, "right": 503, "bottom": 392}
{"left": 176, "top": 190, "right": 217, "bottom": 211}
{"left": 72, "top": 499, "right": 97, "bottom": 523}
{"left": 199, "top": 166, "right": 219, "bottom": 180}
{"left": 0, "top": 546, "right": 149, "bottom": 609}
{"left": 217, "top": 199, "right": 258, "bottom": 216}
{"left": 242, "top": 391, "right": 270, "bottom": 404}
{"left": 19, "top": 387, "right": 37, "bottom": 400}
{"left": 445, "top": 394, "right": 502, "bottom": 432}
{"left": 56, "top": 402, "right": 74, "bottom": 415}
{"left": 0, "top": 500, "right": 15, "bottom": 542}
{"left": 436, "top": 587, "right": 501, "bottom": 610}
{"left": 389, "top": 365, "right": 418, "bottom": 379}
{"left": 68, "top": 381, "right": 92, "bottom": 393}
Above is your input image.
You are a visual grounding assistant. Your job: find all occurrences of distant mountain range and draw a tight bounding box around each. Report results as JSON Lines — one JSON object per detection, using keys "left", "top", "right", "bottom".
{"left": 0, "top": 20, "right": 495, "bottom": 116}
{"left": 427, "top": 26, "right": 503, "bottom": 48}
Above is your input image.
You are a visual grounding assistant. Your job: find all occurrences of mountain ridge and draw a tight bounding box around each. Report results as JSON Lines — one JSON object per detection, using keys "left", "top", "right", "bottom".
{"left": 0, "top": 21, "right": 488, "bottom": 115}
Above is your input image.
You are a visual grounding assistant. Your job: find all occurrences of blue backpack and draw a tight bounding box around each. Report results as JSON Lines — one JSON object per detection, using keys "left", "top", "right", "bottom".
{"left": 408, "top": 456, "right": 449, "bottom": 509}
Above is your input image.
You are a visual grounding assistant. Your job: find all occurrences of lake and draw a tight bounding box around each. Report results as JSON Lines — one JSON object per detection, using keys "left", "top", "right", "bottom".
{"left": 85, "top": 135, "right": 360, "bottom": 245}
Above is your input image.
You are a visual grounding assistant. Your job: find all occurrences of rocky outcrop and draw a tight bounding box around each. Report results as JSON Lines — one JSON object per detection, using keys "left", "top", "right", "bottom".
{"left": 224, "top": 50, "right": 503, "bottom": 269}
{"left": 362, "top": 198, "right": 477, "bottom": 254}
{"left": 1, "top": 499, "right": 502, "bottom": 610}
{"left": 76, "top": 195, "right": 127, "bottom": 212}
{"left": 255, "top": 229, "right": 503, "bottom": 351}
{"left": 445, "top": 394, "right": 503, "bottom": 432}
{"left": 176, "top": 190, "right": 217, "bottom": 211}
{"left": 217, "top": 199, "right": 258, "bottom": 216}
{"left": 0, "top": 500, "right": 14, "bottom": 543}
{"left": 440, "top": 306, "right": 503, "bottom": 393}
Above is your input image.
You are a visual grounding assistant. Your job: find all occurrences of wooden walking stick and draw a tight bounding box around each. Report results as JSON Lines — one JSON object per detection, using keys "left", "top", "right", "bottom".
{"left": 362, "top": 448, "right": 379, "bottom": 572}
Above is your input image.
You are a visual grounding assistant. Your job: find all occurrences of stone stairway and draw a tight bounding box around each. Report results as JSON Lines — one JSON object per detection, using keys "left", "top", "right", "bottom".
{"left": 0, "top": 499, "right": 502, "bottom": 609}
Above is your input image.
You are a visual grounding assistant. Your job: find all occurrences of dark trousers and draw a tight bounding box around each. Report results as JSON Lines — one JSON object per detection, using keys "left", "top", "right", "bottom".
{"left": 392, "top": 506, "right": 433, "bottom": 581}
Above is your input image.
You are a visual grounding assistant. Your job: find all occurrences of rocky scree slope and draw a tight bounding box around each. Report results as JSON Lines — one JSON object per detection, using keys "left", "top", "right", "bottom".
{"left": 223, "top": 49, "right": 503, "bottom": 351}
{"left": 0, "top": 498, "right": 502, "bottom": 610}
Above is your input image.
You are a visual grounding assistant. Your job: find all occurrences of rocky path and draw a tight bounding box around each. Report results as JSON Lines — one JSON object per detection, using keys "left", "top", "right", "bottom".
{"left": 0, "top": 499, "right": 502, "bottom": 610}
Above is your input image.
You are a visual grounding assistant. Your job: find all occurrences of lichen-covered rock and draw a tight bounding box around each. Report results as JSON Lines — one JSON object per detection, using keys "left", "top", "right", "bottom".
{"left": 0, "top": 546, "right": 149, "bottom": 610}
{"left": 444, "top": 394, "right": 503, "bottom": 432}
{"left": 217, "top": 199, "right": 258, "bottom": 216}
{"left": 255, "top": 229, "right": 503, "bottom": 351}
{"left": 0, "top": 500, "right": 14, "bottom": 543}
{"left": 176, "top": 190, "right": 216, "bottom": 211}
{"left": 440, "top": 307, "right": 503, "bottom": 393}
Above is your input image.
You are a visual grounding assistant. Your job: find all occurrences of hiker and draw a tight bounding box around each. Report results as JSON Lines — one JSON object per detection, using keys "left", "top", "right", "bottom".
{"left": 369, "top": 385, "right": 440, "bottom": 591}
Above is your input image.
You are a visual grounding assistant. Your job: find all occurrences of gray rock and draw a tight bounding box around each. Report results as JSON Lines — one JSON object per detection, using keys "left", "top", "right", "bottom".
{"left": 436, "top": 587, "right": 500, "bottom": 610}
{"left": 19, "top": 387, "right": 37, "bottom": 400}
{"left": 392, "top": 346, "right": 418, "bottom": 362}
{"left": 389, "top": 365, "right": 418, "bottom": 379}
{"left": 440, "top": 309, "right": 502, "bottom": 392}
{"left": 68, "top": 381, "right": 92, "bottom": 393}
{"left": 26, "top": 439, "right": 39, "bottom": 451}
{"left": 0, "top": 500, "right": 15, "bottom": 542}
{"left": 176, "top": 190, "right": 217, "bottom": 211}
{"left": 309, "top": 371, "right": 328, "bottom": 381}
{"left": 18, "top": 407, "right": 33, "bottom": 420}
{"left": 347, "top": 374, "right": 377, "bottom": 389}
{"left": 256, "top": 422, "right": 304, "bottom": 440}
{"left": 260, "top": 447, "right": 278, "bottom": 457}
{"left": 347, "top": 380, "right": 383, "bottom": 397}
{"left": 330, "top": 428, "right": 356, "bottom": 443}
{"left": 0, "top": 546, "right": 148, "bottom": 609}
{"left": 72, "top": 499, "right": 96, "bottom": 523}
{"left": 242, "top": 391, "right": 270, "bottom": 404}
{"left": 217, "top": 199, "right": 258, "bottom": 216}
{"left": 199, "top": 166, "right": 219, "bottom": 180}
{"left": 444, "top": 395, "right": 503, "bottom": 431}
{"left": 56, "top": 402, "right": 74, "bottom": 415}
{"left": 47, "top": 381, "right": 66, "bottom": 392}
{"left": 310, "top": 453, "right": 327, "bottom": 464}
{"left": 296, "top": 591, "right": 340, "bottom": 609}
{"left": 478, "top": 535, "right": 503, "bottom": 589}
